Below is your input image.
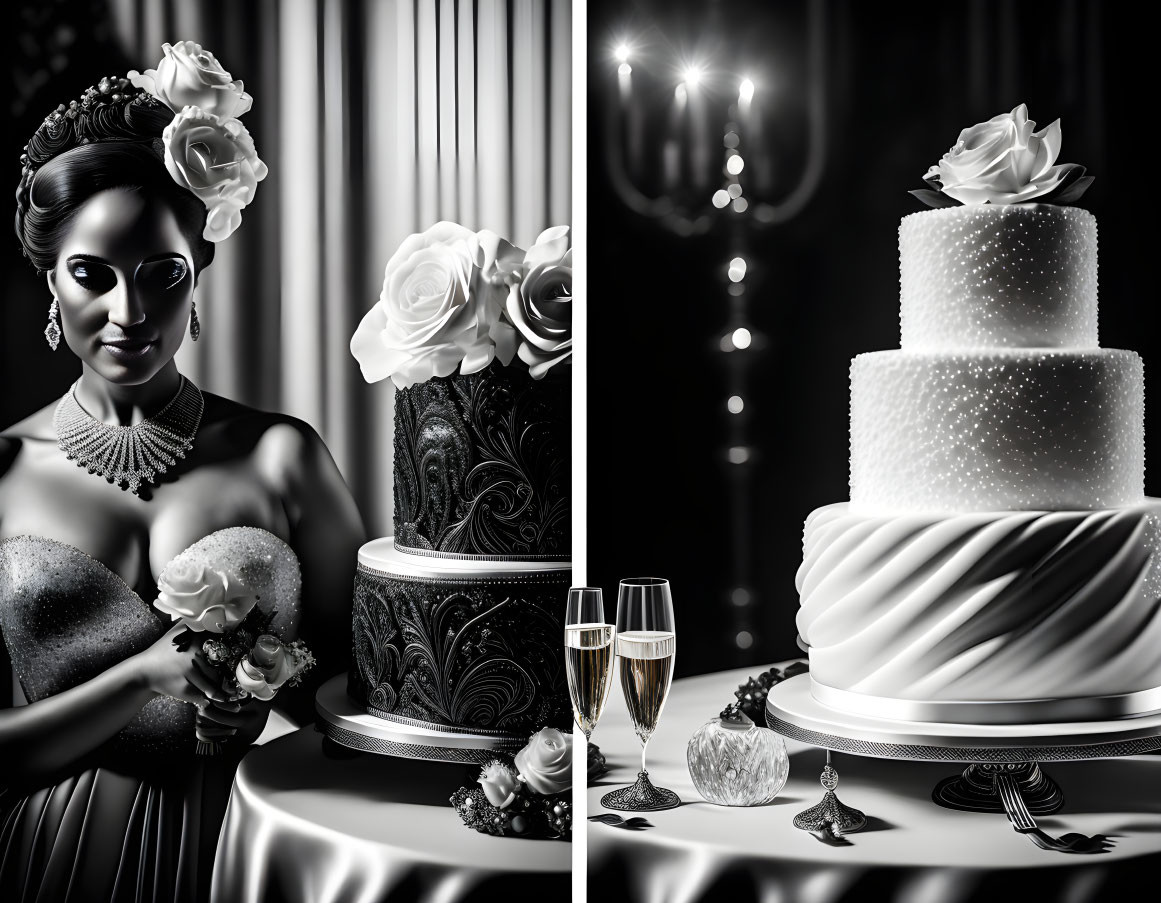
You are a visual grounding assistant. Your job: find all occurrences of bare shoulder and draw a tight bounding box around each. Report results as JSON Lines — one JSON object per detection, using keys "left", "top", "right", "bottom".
{"left": 200, "top": 392, "right": 349, "bottom": 503}
{"left": 0, "top": 402, "right": 56, "bottom": 478}
{"left": 0, "top": 400, "right": 57, "bottom": 444}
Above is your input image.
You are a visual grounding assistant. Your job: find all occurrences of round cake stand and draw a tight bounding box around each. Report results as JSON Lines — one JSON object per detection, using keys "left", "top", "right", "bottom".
{"left": 315, "top": 674, "right": 527, "bottom": 764}
{"left": 766, "top": 674, "right": 1161, "bottom": 853}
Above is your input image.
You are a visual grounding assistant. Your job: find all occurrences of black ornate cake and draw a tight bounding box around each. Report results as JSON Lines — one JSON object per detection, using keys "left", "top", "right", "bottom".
{"left": 392, "top": 362, "right": 570, "bottom": 559}
{"left": 340, "top": 222, "right": 573, "bottom": 759}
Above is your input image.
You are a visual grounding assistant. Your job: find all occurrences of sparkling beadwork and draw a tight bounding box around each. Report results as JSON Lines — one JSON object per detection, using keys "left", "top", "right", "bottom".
{"left": 900, "top": 204, "right": 1097, "bottom": 350}
{"left": 53, "top": 377, "right": 204, "bottom": 495}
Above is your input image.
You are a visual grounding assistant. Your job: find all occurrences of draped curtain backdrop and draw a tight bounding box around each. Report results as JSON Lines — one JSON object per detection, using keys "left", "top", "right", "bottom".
{"left": 6, "top": 0, "right": 571, "bottom": 536}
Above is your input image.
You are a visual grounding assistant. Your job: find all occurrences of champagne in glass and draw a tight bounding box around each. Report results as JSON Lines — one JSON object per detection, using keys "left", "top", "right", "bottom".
{"left": 600, "top": 578, "right": 680, "bottom": 812}
{"left": 564, "top": 587, "right": 615, "bottom": 740}
{"left": 617, "top": 630, "right": 676, "bottom": 744}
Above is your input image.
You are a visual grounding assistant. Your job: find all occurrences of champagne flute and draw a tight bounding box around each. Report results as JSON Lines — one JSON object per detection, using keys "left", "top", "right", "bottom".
{"left": 600, "top": 577, "right": 680, "bottom": 811}
{"left": 564, "top": 587, "right": 615, "bottom": 741}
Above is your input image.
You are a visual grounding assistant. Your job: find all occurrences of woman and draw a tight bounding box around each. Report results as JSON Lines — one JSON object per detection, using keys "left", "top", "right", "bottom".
{"left": 0, "top": 46, "right": 365, "bottom": 901}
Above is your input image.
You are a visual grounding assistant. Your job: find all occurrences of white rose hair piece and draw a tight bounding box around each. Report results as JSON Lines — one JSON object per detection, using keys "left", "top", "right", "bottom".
{"left": 130, "top": 41, "right": 268, "bottom": 240}
{"left": 351, "top": 221, "right": 572, "bottom": 388}
{"left": 911, "top": 104, "right": 1093, "bottom": 208}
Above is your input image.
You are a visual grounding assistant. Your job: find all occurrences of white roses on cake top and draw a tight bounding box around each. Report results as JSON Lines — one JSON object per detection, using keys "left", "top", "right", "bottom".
{"left": 352, "top": 222, "right": 573, "bottom": 388}
{"left": 130, "top": 41, "right": 267, "bottom": 241}
{"left": 912, "top": 104, "right": 1093, "bottom": 208}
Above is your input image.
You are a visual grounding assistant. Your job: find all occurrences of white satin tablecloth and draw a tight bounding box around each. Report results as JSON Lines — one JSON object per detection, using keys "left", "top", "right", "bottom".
{"left": 212, "top": 726, "right": 569, "bottom": 903}
{"left": 588, "top": 665, "right": 1161, "bottom": 903}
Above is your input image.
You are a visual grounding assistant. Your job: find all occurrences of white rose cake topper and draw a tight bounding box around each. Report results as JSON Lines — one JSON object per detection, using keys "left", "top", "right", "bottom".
{"left": 911, "top": 104, "right": 1093, "bottom": 207}
{"left": 351, "top": 221, "right": 573, "bottom": 388}
{"left": 129, "top": 41, "right": 268, "bottom": 240}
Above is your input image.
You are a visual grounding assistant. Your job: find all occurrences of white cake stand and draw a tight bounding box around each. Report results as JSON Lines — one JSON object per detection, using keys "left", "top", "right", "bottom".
{"left": 766, "top": 673, "right": 1161, "bottom": 852}
{"left": 315, "top": 674, "right": 527, "bottom": 764}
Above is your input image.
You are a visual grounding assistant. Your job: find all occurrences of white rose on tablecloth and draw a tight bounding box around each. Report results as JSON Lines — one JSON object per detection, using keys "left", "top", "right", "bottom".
{"left": 350, "top": 223, "right": 523, "bottom": 389}
{"left": 128, "top": 40, "right": 253, "bottom": 119}
{"left": 915, "top": 104, "right": 1092, "bottom": 206}
{"left": 154, "top": 560, "right": 258, "bottom": 633}
{"left": 234, "top": 635, "right": 308, "bottom": 700}
{"left": 514, "top": 727, "right": 572, "bottom": 795}
{"left": 506, "top": 226, "right": 572, "bottom": 379}
{"left": 162, "top": 106, "right": 268, "bottom": 241}
{"left": 478, "top": 760, "right": 519, "bottom": 808}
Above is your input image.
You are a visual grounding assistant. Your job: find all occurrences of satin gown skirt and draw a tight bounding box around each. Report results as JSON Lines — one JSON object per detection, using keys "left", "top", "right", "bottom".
{"left": 0, "top": 758, "right": 235, "bottom": 903}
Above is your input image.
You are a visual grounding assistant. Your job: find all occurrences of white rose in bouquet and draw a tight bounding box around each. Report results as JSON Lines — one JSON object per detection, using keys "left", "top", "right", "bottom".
{"left": 129, "top": 40, "right": 253, "bottom": 119}
{"left": 514, "top": 727, "right": 572, "bottom": 795}
{"left": 234, "top": 635, "right": 312, "bottom": 701}
{"left": 506, "top": 225, "right": 572, "bottom": 379}
{"left": 154, "top": 559, "right": 258, "bottom": 633}
{"left": 923, "top": 104, "right": 1083, "bottom": 205}
{"left": 350, "top": 222, "right": 524, "bottom": 389}
{"left": 162, "top": 107, "right": 268, "bottom": 241}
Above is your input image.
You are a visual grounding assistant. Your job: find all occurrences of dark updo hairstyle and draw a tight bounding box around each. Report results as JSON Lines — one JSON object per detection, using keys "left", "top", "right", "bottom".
{"left": 15, "top": 77, "right": 215, "bottom": 275}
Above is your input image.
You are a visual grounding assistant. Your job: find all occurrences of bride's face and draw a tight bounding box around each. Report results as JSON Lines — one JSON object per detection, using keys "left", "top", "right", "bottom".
{"left": 48, "top": 187, "right": 196, "bottom": 386}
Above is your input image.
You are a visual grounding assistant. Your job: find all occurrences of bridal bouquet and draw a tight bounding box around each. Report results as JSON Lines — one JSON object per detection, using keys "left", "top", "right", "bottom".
{"left": 350, "top": 221, "right": 572, "bottom": 388}
{"left": 152, "top": 527, "right": 312, "bottom": 754}
{"left": 450, "top": 727, "right": 573, "bottom": 840}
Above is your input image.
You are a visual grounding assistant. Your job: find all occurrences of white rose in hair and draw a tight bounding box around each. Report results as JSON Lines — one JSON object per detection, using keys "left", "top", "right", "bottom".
{"left": 506, "top": 226, "right": 572, "bottom": 379}
{"left": 350, "top": 222, "right": 524, "bottom": 389}
{"left": 154, "top": 560, "right": 258, "bottom": 633}
{"left": 129, "top": 41, "right": 253, "bottom": 119}
{"left": 926, "top": 104, "right": 1079, "bottom": 205}
{"left": 514, "top": 727, "right": 572, "bottom": 795}
{"left": 162, "top": 107, "right": 268, "bottom": 241}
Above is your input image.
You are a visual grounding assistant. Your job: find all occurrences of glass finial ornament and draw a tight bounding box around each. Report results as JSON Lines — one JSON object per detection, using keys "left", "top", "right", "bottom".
{"left": 686, "top": 704, "right": 789, "bottom": 806}
{"left": 793, "top": 750, "right": 867, "bottom": 834}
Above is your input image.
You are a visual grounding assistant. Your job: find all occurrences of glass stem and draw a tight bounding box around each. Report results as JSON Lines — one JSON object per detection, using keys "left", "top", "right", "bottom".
{"left": 640, "top": 736, "right": 649, "bottom": 775}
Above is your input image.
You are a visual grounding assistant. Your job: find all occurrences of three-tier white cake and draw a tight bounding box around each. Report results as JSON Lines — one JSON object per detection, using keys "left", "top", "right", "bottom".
{"left": 796, "top": 199, "right": 1161, "bottom": 726}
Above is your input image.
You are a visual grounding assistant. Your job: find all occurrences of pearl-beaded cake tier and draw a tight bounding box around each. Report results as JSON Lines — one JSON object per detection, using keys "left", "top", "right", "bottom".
{"left": 797, "top": 503, "right": 1161, "bottom": 722}
{"left": 850, "top": 348, "right": 1144, "bottom": 512}
{"left": 900, "top": 205, "right": 1097, "bottom": 350}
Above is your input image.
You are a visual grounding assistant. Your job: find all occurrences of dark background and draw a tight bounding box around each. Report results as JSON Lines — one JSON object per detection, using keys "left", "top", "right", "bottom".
{"left": 587, "top": 0, "right": 1161, "bottom": 677}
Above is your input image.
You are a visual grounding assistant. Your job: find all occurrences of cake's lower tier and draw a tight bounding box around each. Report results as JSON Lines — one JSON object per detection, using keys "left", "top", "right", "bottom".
{"left": 850, "top": 348, "right": 1144, "bottom": 511}
{"left": 796, "top": 502, "right": 1161, "bottom": 723}
{"left": 348, "top": 538, "right": 571, "bottom": 737}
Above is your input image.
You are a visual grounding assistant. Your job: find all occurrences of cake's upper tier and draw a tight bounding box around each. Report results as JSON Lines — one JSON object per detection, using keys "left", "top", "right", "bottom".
{"left": 899, "top": 204, "right": 1098, "bottom": 350}
{"left": 850, "top": 348, "right": 1144, "bottom": 512}
{"left": 393, "top": 361, "right": 570, "bottom": 559}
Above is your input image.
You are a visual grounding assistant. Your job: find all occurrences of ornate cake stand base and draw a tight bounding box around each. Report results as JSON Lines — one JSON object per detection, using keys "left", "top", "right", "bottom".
{"left": 793, "top": 790, "right": 867, "bottom": 834}
{"left": 315, "top": 674, "right": 526, "bottom": 764}
{"left": 767, "top": 674, "right": 1161, "bottom": 855}
{"left": 933, "top": 762, "right": 1063, "bottom": 814}
{"left": 600, "top": 771, "right": 681, "bottom": 812}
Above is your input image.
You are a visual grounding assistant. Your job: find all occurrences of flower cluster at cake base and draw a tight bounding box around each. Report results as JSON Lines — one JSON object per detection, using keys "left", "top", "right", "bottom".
{"left": 352, "top": 222, "right": 572, "bottom": 389}
{"left": 732, "top": 660, "right": 808, "bottom": 724}
{"left": 450, "top": 727, "right": 572, "bottom": 839}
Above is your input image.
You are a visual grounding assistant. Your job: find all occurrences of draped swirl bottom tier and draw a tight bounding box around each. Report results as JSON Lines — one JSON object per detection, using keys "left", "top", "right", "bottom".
{"left": 346, "top": 538, "right": 570, "bottom": 754}
{"left": 796, "top": 502, "right": 1161, "bottom": 723}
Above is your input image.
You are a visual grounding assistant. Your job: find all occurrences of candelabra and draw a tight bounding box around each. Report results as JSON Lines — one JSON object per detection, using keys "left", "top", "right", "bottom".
{"left": 601, "top": 0, "right": 829, "bottom": 660}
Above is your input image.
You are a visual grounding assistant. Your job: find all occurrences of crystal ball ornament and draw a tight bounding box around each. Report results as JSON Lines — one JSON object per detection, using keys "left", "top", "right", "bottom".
{"left": 686, "top": 704, "right": 789, "bottom": 806}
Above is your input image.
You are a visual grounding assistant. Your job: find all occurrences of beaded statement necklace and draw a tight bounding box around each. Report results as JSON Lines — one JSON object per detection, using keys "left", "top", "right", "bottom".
{"left": 53, "top": 376, "right": 204, "bottom": 495}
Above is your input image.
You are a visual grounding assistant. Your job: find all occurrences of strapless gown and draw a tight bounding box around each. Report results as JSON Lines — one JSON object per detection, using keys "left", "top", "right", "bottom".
{"left": 0, "top": 531, "right": 296, "bottom": 903}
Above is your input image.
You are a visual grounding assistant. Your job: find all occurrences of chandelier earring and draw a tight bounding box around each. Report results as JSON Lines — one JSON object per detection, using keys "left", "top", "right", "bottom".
{"left": 45, "top": 298, "right": 61, "bottom": 351}
{"left": 189, "top": 301, "right": 201, "bottom": 341}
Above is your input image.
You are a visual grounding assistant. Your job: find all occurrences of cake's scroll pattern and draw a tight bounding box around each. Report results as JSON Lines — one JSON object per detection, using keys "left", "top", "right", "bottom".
{"left": 393, "top": 362, "right": 570, "bottom": 558}
{"left": 348, "top": 567, "right": 570, "bottom": 734}
{"left": 797, "top": 503, "right": 1161, "bottom": 705}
